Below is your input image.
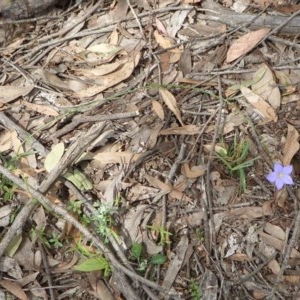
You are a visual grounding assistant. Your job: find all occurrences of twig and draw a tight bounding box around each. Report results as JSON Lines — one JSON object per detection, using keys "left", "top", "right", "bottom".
{"left": 38, "top": 241, "right": 55, "bottom": 300}
{"left": 54, "top": 111, "right": 139, "bottom": 138}
{"left": 0, "top": 112, "right": 48, "bottom": 157}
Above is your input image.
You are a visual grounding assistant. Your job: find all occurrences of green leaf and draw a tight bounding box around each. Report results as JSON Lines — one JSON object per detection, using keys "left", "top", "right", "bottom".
{"left": 74, "top": 169, "right": 93, "bottom": 190}
{"left": 6, "top": 234, "right": 22, "bottom": 257}
{"left": 44, "top": 142, "right": 65, "bottom": 172}
{"left": 74, "top": 256, "right": 110, "bottom": 273}
{"left": 150, "top": 253, "right": 167, "bottom": 265}
{"left": 64, "top": 171, "right": 83, "bottom": 190}
{"left": 131, "top": 243, "right": 142, "bottom": 260}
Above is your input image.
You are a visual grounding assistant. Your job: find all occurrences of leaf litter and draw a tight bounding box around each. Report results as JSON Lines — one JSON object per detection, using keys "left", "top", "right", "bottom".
{"left": 1, "top": 0, "right": 300, "bottom": 299}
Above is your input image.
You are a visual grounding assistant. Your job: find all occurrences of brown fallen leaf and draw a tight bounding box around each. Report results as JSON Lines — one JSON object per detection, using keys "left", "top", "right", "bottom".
{"left": 92, "top": 152, "right": 141, "bottom": 164}
{"left": 260, "top": 232, "right": 300, "bottom": 258}
{"left": 159, "top": 125, "right": 204, "bottom": 135}
{"left": 0, "top": 85, "right": 34, "bottom": 103}
{"left": 282, "top": 124, "right": 300, "bottom": 165}
{"left": 226, "top": 28, "right": 270, "bottom": 63}
{"left": 22, "top": 100, "right": 59, "bottom": 116}
{"left": 0, "top": 279, "right": 28, "bottom": 300}
{"left": 159, "top": 88, "right": 184, "bottom": 126}
{"left": 251, "top": 64, "right": 281, "bottom": 109}
{"left": 182, "top": 163, "right": 206, "bottom": 178}
{"left": 145, "top": 174, "right": 192, "bottom": 201}
{"left": 240, "top": 86, "right": 277, "bottom": 122}
{"left": 152, "top": 100, "right": 165, "bottom": 121}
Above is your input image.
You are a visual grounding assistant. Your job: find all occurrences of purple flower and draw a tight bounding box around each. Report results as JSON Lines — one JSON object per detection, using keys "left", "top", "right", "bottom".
{"left": 266, "top": 163, "right": 294, "bottom": 190}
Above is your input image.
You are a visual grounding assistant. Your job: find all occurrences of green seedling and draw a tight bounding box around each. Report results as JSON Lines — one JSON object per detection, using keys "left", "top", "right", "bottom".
{"left": 64, "top": 169, "right": 93, "bottom": 191}
{"left": 147, "top": 225, "right": 172, "bottom": 247}
{"left": 216, "top": 137, "right": 259, "bottom": 191}
{"left": 30, "top": 228, "right": 51, "bottom": 248}
{"left": 130, "top": 243, "right": 166, "bottom": 271}
{"left": 130, "top": 242, "right": 148, "bottom": 272}
{"left": 49, "top": 233, "right": 63, "bottom": 248}
{"left": 67, "top": 199, "right": 83, "bottom": 215}
{"left": 92, "top": 203, "right": 119, "bottom": 243}
{"left": 150, "top": 253, "right": 167, "bottom": 265}
{"left": 195, "top": 228, "right": 205, "bottom": 243}
{"left": 189, "top": 279, "right": 202, "bottom": 300}
{"left": 0, "top": 153, "right": 18, "bottom": 201}
{"left": 74, "top": 255, "right": 111, "bottom": 277}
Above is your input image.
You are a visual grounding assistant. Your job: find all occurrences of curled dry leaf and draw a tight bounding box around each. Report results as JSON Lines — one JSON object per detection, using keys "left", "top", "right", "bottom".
{"left": 159, "top": 88, "right": 184, "bottom": 126}
{"left": 251, "top": 64, "right": 281, "bottom": 109}
{"left": 182, "top": 163, "right": 206, "bottom": 178}
{"left": 282, "top": 124, "right": 300, "bottom": 165}
{"left": 226, "top": 28, "right": 270, "bottom": 63}
{"left": 240, "top": 86, "right": 277, "bottom": 122}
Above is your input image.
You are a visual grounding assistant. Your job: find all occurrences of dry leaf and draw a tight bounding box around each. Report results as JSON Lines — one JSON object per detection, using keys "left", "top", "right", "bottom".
{"left": 152, "top": 100, "right": 165, "bottom": 120}
{"left": 145, "top": 174, "right": 192, "bottom": 201}
{"left": 159, "top": 125, "right": 203, "bottom": 135}
{"left": 23, "top": 101, "right": 59, "bottom": 116}
{"left": 240, "top": 86, "right": 277, "bottom": 122}
{"left": 226, "top": 28, "right": 270, "bottom": 63}
{"left": 76, "top": 52, "right": 140, "bottom": 98}
{"left": 0, "top": 280, "right": 28, "bottom": 300}
{"left": 182, "top": 163, "right": 206, "bottom": 178}
{"left": 260, "top": 232, "right": 300, "bottom": 258}
{"left": 0, "top": 85, "right": 34, "bottom": 103}
{"left": 159, "top": 88, "right": 184, "bottom": 125}
{"left": 264, "top": 222, "right": 285, "bottom": 241}
{"left": 92, "top": 152, "right": 141, "bottom": 164}
{"left": 251, "top": 64, "right": 281, "bottom": 109}
{"left": 154, "top": 30, "right": 174, "bottom": 49}
{"left": 282, "top": 124, "right": 300, "bottom": 165}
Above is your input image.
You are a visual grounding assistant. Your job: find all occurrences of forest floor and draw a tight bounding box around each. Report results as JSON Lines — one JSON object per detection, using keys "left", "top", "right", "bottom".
{"left": 1, "top": 0, "right": 300, "bottom": 299}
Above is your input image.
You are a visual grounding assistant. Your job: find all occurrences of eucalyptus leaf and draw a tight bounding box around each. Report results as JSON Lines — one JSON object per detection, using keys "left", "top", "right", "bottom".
{"left": 44, "top": 143, "right": 65, "bottom": 172}
{"left": 150, "top": 253, "right": 167, "bottom": 265}
{"left": 74, "top": 256, "right": 110, "bottom": 275}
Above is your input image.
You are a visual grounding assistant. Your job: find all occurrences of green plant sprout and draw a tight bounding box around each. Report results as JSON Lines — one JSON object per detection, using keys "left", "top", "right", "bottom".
{"left": 74, "top": 255, "right": 111, "bottom": 277}
{"left": 216, "top": 137, "right": 260, "bottom": 191}
{"left": 147, "top": 225, "right": 172, "bottom": 247}
{"left": 67, "top": 199, "right": 83, "bottom": 215}
{"left": 130, "top": 242, "right": 148, "bottom": 272}
{"left": 49, "top": 233, "right": 63, "bottom": 248}
{"left": 189, "top": 279, "right": 202, "bottom": 300}
{"left": 0, "top": 153, "right": 18, "bottom": 201}
{"left": 92, "top": 203, "right": 119, "bottom": 243}
{"left": 130, "top": 243, "right": 166, "bottom": 272}
{"left": 30, "top": 228, "right": 51, "bottom": 249}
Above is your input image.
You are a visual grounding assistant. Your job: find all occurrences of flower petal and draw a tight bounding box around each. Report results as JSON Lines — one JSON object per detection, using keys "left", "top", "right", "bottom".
{"left": 282, "top": 165, "right": 293, "bottom": 175}
{"left": 275, "top": 178, "right": 284, "bottom": 190}
{"left": 266, "top": 172, "right": 277, "bottom": 183}
{"left": 274, "top": 163, "right": 283, "bottom": 173}
{"left": 282, "top": 174, "right": 294, "bottom": 185}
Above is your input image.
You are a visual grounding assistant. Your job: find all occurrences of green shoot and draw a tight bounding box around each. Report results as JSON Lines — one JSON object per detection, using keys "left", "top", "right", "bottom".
{"left": 189, "top": 279, "right": 202, "bottom": 300}
{"left": 67, "top": 200, "right": 83, "bottom": 215}
{"left": 49, "top": 233, "right": 63, "bottom": 248}
{"left": 216, "top": 137, "right": 260, "bottom": 191}
{"left": 147, "top": 225, "right": 172, "bottom": 247}
{"left": 92, "top": 203, "right": 118, "bottom": 243}
{"left": 74, "top": 256, "right": 111, "bottom": 277}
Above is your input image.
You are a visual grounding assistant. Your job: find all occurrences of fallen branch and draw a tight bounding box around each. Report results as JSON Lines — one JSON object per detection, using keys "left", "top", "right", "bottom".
{"left": 202, "top": 0, "right": 300, "bottom": 35}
